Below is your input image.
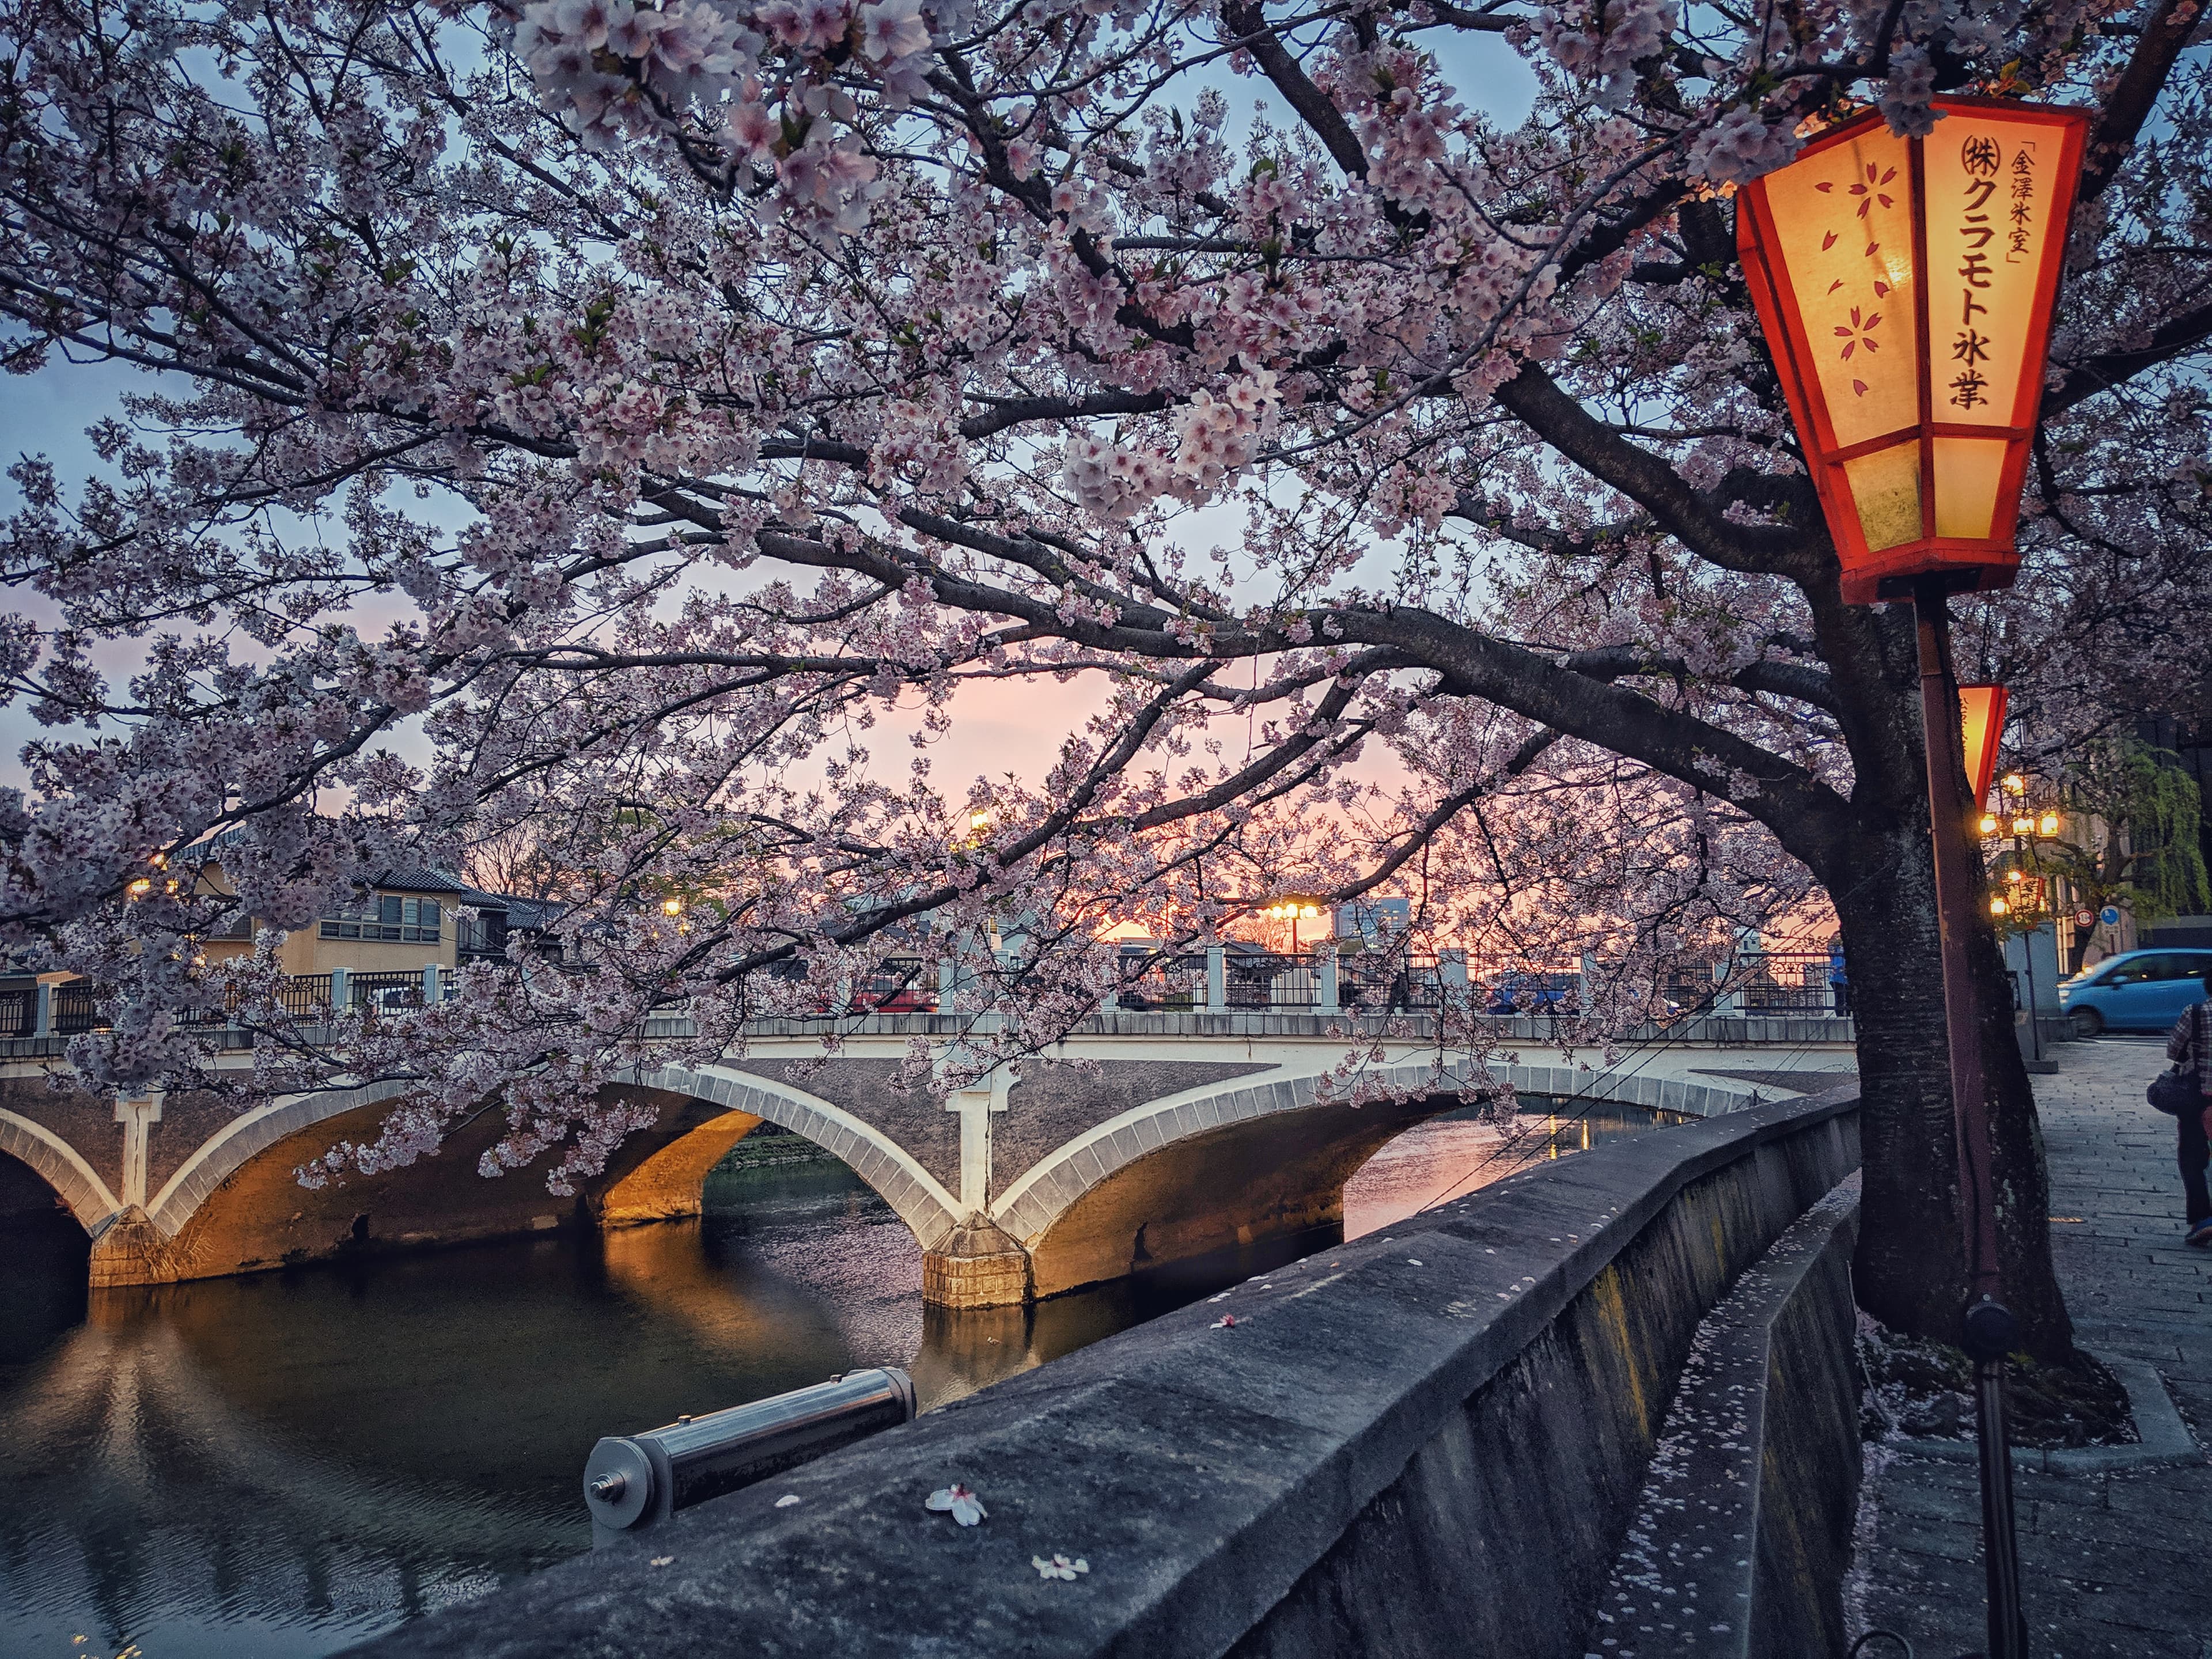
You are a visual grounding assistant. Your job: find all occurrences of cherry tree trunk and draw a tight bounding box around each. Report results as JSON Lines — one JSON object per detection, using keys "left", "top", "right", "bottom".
{"left": 1834, "top": 810, "right": 2075, "bottom": 1361}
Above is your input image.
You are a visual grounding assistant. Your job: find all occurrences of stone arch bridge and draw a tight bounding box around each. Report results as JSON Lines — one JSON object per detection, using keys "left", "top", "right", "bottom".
{"left": 0, "top": 1012, "right": 1853, "bottom": 1308}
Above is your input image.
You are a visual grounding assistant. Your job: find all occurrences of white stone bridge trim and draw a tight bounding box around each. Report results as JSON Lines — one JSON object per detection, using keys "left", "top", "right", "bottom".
{"left": 145, "top": 1077, "right": 416, "bottom": 1238}
{"left": 987, "top": 1056, "right": 1774, "bottom": 1246}
{"left": 0, "top": 1107, "right": 120, "bottom": 1233}
{"left": 0, "top": 1013, "right": 1838, "bottom": 1283}
{"left": 630, "top": 1063, "right": 965, "bottom": 1252}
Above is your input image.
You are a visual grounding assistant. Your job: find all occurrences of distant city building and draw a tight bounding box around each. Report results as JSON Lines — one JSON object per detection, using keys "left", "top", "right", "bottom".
{"left": 1334, "top": 897, "right": 1411, "bottom": 948}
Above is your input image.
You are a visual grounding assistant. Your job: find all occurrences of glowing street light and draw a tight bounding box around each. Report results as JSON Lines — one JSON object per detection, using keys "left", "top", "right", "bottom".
{"left": 661, "top": 897, "right": 684, "bottom": 916}
{"left": 1264, "top": 895, "right": 1327, "bottom": 953}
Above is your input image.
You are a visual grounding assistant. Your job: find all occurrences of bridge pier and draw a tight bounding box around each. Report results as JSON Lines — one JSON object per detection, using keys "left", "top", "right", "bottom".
{"left": 87, "top": 1205, "right": 196, "bottom": 1288}
{"left": 922, "top": 1215, "right": 1032, "bottom": 1309}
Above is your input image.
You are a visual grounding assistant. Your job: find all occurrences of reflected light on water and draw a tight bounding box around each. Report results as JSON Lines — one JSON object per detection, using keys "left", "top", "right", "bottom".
{"left": 0, "top": 1100, "right": 1662, "bottom": 1659}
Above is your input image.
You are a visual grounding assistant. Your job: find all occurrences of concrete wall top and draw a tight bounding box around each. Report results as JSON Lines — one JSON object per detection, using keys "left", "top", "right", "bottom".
{"left": 343, "top": 1084, "right": 1861, "bottom": 1659}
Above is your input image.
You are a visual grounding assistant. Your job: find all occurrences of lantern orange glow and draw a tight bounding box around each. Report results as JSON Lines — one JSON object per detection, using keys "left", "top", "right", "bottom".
{"left": 1736, "top": 99, "right": 2090, "bottom": 604}
{"left": 1957, "top": 682, "right": 2007, "bottom": 804}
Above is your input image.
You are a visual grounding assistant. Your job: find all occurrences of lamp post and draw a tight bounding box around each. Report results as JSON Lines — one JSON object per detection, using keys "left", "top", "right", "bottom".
{"left": 1737, "top": 93, "right": 2090, "bottom": 1659}
{"left": 1982, "top": 780, "right": 2070, "bottom": 1067}
{"left": 1264, "top": 896, "right": 1325, "bottom": 954}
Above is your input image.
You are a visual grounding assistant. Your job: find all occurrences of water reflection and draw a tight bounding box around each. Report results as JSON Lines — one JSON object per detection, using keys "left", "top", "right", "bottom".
{"left": 0, "top": 1100, "right": 1662, "bottom": 1659}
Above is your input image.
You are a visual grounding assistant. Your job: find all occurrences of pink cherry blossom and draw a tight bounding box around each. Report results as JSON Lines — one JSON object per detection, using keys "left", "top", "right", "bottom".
{"left": 858, "top": 0, "right": 929, "bottom": 61}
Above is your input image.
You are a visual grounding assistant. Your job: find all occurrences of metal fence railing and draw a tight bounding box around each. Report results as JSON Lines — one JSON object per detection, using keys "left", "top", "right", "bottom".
{"left": 347, "top": 969, "right": 427, "bottom": 1013}
{"left": 1111, "top": 950, "right": 1206, "bottom": 1011}
{"left": 52, "top": 981, "right": 104, "bottom": 1033}
{"left": 1647, "top": 950, "right": 1843, "bottom": 1020}
{"left": 1222, "top": 952, "right": 1321, "bottom": 1010}
{"left": 279, "top": 975, "right": 333, "bottom": 1020}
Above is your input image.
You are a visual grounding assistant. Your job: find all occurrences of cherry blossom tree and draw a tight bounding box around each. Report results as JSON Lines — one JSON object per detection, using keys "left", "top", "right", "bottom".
{"left": 3, "top": 0, "right": 2209, "bottom": 1356}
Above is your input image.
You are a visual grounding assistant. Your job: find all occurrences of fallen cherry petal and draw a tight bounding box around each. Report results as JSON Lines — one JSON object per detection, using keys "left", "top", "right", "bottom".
{"left": 926, "top": 1482, "right": 988, "bottom": 1525}
{"left": 1211, "top": 1314, "right": 1238, "bottom": 1328}
{"left": 774, "top": 1494, "right": 802, "bottom": 1508}
{"left": 1406, "top": 1259, "right": 1424, "bottom": 1267}
{"left": 650, "top": 1556, "right": 675, "bottom": 1567}
{"left": 1031, "top": 1553, "right": 1091, "bottom": 1581}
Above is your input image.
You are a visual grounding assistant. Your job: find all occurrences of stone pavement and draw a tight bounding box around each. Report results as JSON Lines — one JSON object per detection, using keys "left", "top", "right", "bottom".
{"left": 1852, "top": 1036, "right": 2212, "bottom": 1659}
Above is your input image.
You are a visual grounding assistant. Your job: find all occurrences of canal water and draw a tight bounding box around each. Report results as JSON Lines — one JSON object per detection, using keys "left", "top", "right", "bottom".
{"left": 0, "top": 1103, "right": 1665, "bottom": 1659}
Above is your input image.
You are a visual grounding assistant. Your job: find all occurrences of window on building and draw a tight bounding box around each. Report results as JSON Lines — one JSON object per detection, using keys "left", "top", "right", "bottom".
{"left": 320, "top": 895, "right": 441, "bottom": 943}
{"left": 454, "top": 908, "right": 507, "bottom": 958}
{"left": 206, "top": 906, "right": 253, "bottom": 941}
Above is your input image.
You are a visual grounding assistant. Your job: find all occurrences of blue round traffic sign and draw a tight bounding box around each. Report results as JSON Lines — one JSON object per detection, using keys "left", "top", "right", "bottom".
{"left": 2099, "top": 905, "right": 2122, "bottom": 926}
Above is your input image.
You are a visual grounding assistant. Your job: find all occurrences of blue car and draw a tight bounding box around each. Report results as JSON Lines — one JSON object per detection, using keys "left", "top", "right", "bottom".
{"left": 2058, "top": 948, "right": 2212, "bottom": 1036}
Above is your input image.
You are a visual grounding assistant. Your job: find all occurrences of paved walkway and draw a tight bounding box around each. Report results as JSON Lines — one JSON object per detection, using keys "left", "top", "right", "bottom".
{"left": 1853, "top": 1036, "right": 2212, "bottom": 1658}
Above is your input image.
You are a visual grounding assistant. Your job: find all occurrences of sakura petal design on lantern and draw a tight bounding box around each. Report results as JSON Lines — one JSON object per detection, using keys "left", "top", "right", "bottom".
{"left": 1835, "top": 306, "right": 1883, "bottom": 363}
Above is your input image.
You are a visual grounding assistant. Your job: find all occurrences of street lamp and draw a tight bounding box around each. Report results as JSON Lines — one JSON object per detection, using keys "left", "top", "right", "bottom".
{"left": 1264, "top": 896, "right": 1326, "bottom": 953}
{"left": 1737, "top": 93, "right": 2091, "bottom": 1659}
{"left": 1982, "top": 784, "right": 2069, "bottom": 1070}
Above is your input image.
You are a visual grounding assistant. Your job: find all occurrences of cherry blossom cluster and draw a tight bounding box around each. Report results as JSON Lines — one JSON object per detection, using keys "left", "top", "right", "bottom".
{"left": 0, "top": 0, "right": 2200, "bottom": 1296}
{"left": 506, "top": 0, "right": 934, "bottom": 227}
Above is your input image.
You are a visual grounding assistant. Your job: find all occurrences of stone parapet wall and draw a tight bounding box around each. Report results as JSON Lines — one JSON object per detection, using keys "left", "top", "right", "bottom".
{"left": 1595, "top": 1173, "right": 1863, "bottom": 1656}
{"left": 343, "top": 1085, "right": 1861, "bottom": 1659}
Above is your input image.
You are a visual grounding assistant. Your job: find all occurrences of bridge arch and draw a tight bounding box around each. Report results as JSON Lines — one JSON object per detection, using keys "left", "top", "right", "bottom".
{"left": 994, "top": 1058, "right": 1479, "bottom": 1244}
{"left": 0, "top": 1108, "right": 118, "bottom": 1234}
{"left": 992, "top": 1060, "right": 1771, "bottom": 1301}
{"left": 146, "top": 1078, "right": 415, "bottom": 1238}
{"left": 627, "top": 1064, "right": 963, "bottom": 1253}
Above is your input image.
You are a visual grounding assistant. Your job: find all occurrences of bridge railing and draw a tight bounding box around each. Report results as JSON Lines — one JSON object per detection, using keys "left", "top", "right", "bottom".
{"left": 0, "top": 944, "right": 1855, "bottom": 1042}
{"left": 1649, "top": 950, "right": 1843, "bottom": 1020}
{"left": 1106, "top": 950, "right": 1208, "bottom": 1011}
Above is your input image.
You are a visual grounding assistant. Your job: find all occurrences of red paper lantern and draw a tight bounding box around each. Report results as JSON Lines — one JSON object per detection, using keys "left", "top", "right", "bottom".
{"left": 1736, "top": 97, "right": 2090, "bottom": 604}
{"left": 1957, "top": 682, "right": 2007, "bottom": 804}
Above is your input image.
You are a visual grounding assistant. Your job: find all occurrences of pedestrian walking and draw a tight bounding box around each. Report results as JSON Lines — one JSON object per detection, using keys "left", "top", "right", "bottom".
{"left": 1827, "top": 937, "right": 1850, "bottom": 1018}
{"left": 2159, "top": 971, "right": 2212, "bottom": 1247}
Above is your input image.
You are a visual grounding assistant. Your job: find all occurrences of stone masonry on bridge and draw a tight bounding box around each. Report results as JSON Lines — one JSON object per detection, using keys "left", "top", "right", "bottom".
{"left": 0, "top": 1012, "right": 1855, "bottom": 1305}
